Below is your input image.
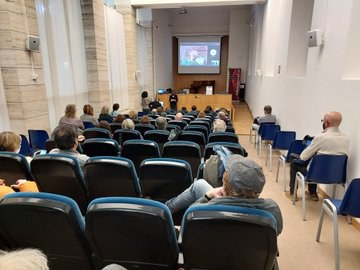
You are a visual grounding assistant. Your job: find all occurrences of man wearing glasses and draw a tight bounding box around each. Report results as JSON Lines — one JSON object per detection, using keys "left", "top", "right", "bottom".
{"left": 286, "top": 111, "right": 350, "bottom": 201}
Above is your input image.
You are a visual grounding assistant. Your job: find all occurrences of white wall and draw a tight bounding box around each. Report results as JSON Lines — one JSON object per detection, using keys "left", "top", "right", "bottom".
{"left": 152, "top": 9, "right": 173, "bottom": 91}
{"left": 247, "top": 0, "right": 360, "bottom": 193}
{"left": 228, "top": 8, "right": 251, "bottom": 84}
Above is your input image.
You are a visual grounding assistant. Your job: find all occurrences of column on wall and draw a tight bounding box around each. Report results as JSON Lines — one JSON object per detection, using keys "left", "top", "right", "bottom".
{"left": 80, "top": 0, "right": 110, "bottom": 113}
{"left": 0, "top": 0, "right": 50, "bottom": 134}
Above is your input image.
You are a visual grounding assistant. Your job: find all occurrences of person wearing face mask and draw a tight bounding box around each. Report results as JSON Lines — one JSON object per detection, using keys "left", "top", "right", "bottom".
{"left": 286, "top": 111, "right": 350, "bottom": 201}
{"left": 0, "top": 131, "right": 38, "bottom": 197}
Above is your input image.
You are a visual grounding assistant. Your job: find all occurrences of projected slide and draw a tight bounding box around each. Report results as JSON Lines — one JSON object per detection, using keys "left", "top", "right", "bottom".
{"left": 178, "top": 37, "right": 221, "bottom": 74}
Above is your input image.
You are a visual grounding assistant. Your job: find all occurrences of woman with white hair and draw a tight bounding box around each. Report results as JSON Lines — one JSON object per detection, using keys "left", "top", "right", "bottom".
{"left": 0, "top": 248, "right": 49, "bottom": 270}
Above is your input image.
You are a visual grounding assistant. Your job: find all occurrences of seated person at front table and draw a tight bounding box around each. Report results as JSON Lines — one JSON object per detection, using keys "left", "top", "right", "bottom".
{"left": 286, "top": 111, "right": 350, "bottom": 201}
{"left": 165, "top": 155, "right": 283, "bottom": 235}
{"left": 149, "top": 98, "right": 162, "bottom": 110}
{"left": 252, "top": 105, "right": 276, "bottom": 131}
{"left": 50, "top": 125, "right": 89, "bottom": 167}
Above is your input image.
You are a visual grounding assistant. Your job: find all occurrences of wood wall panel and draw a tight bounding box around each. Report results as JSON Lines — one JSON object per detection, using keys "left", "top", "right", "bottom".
{"left": 172, "top": 36, "right": 229, "bottom": 93}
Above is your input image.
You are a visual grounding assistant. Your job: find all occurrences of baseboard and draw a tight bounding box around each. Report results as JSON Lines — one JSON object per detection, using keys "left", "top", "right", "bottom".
{"left": 318, "top": 188, "right": 360, "bottom": 232}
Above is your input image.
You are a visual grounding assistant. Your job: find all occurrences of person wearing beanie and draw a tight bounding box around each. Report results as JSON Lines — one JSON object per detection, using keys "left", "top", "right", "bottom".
{"left": 165, "top": 155, "right": 283, "bottom": 235}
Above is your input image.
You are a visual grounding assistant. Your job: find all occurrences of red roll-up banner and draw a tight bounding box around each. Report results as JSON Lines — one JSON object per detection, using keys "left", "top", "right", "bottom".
{"left": 228, "top": 68, "right": 241, "bottom": 101}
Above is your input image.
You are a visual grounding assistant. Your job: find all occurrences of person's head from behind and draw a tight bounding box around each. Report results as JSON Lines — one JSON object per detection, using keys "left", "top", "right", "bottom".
{"left": 140, "top": 115, "right": 150, "bottom": 124}
{"left": 264, "top": 105, "right": 272, "bottom": 115}
{"left": 83, "top": 104, "right": 94, "bottom": 116}
{"left": 191, "top": 105, "right": 197, "bottom": 111}
{"left": 65, "top": 104, "right": 76, "bottom": 118}
{"left": 157, "top": 107, "right": 163, "bottom": 114}
{"left": 181, "top": 106, "right": 187, "bottom": 112}
{"left": 122, "top": 119, "right": 135, "bottom": 130}
{"left": 218, "top": 111, "right": 226, "bottom": 121}
{"left": 198, "top": 111, "right": 206, "bottom": 118}
{"left": 175, "top": 112, "right": 183, "bottom": 121}
{"left": 53, "top": 125, "right": 77, "bottom": 150}
{"left": 322, "top": 111, "right": 343, "bottom": 130}
{"left": 212, "top": 119, "right": 226, "bottom": 132}
{"left": 151, "top": 109, "right": 158, "bottom": 115}
{"left": 0, "top": 131, "right": 21, "bottom": 152}
{"left": 204, "top": 105, "right": 213, "bottom": 114}
{"left": 99, "top": 120, "right": 111, "bottom": 132}
{"left": 222, "top": 155, "right": 266, "bottom": 199}
{"left": 141, "top": 91, "right": 148, "bottom": 99}
{"left": 0, "top": 248, "right": 49, "bottom": 270}
{"left": 129, "top": 110, "right": 137, "bottom": 120}
{"left": 155, "top": 117, "right": 167, "bottom": 130}
{"left": 101, "top": 105, "right": 109, "bottom": 115}
{"left": 112, "top": 103, "right": 119, "bottom": 111}
{"left": 114, "top": 114, "right": 125, "bottom": 123}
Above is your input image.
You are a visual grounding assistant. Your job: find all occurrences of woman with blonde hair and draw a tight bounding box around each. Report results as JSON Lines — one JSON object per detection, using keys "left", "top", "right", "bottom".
{"left": 121, "top": 119, "right": 135, "bottom": 130}
{"left": 80, "top": 104, "right": 99, "bottom": 127}
{"left": 0, "top": 131, "right": 21, "bottom": 153}
{"left": 98, "top": 105, "right": 113, "bottom": 124}
{"left": 58, "top": 104, "right": 84, "bottom": 135}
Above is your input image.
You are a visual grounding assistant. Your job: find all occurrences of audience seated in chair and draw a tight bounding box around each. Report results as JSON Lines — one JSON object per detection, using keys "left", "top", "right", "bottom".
{"left": 0, "top": 248, "right": 49, "bottom": 270}
{"left": 166, "top": 154, "right": 283, "bottom": 236}
{"left": 98, "top": 105, "right": 114, "bottom": 124}
{"left": 49, "top": 125, "right": 89, "bottom": 167}
{"left": 155, "top": 116, "right": 167, "bottom": 130}
{"left": 80, "top": 104, "right": 99, "bottom": 127}
{"left": 212, "top": 119, "right": 226, "bottom": 132}
{"left": 252, "top": 105, "right": 276, "bottom": 131}
{"left": 58, "top": 104, "right": 84, "bottom": 135}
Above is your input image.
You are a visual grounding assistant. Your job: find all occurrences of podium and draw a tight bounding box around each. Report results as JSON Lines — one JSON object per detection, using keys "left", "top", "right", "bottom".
{"left": 190, "top": 80, "right": 215, "bottom": 94}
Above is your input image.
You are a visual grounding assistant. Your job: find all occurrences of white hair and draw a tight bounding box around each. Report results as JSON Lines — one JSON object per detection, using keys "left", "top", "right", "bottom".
{"left": 0, "top": 249, "right": 49, "bottom": 270}
{"left": 102, "top": 264, "right": 128, "bottom": 270}
{"left": 212, "top": 119, "right": 226, "bottom": 132}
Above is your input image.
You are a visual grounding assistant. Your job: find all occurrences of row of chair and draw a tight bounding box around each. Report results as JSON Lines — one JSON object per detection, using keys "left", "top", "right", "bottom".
{"left": 251, "top": 123, "right": 358, "bottom": 270}
{"left": 0, "top": 192, "right": 278, "bottom": 270}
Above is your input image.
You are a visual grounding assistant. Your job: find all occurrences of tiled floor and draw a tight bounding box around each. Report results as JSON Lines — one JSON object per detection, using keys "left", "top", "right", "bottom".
{"left": 232, "top": 102, "right": 360, "bottom": 270}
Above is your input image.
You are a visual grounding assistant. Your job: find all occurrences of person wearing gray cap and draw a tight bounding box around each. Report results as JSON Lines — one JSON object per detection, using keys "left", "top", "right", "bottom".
{"left": 165, "top": 154, "right": 283, "bottom": 235}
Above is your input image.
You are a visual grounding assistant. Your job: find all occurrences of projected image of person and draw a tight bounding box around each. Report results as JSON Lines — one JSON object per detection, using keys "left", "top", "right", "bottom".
{"left": 181, "top": 47, "right": 206, "bottom": 66}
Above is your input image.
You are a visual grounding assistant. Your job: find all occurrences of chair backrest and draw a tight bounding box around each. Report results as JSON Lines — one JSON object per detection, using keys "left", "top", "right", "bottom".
{"left": 272, "top": 131, "right": 296, "bottom": 150}
{"left": 113, "top": 129, "right": 142, "bottom": 146}
{"left": 257, "top": 122, "right": 275, "bottom": 135}
{"left": 19, "top": 134, "right": 34, "bottom": 156}
{"left": 28, "top": 129, "right": 49, "bottom": 150}
{"left": 83, "top": 121, "right": 95, "bottom": 129}
{"left": 82, "top": 138, "right": 119, "bottom": 157}
{"left": 181, "top": 204, "right": 278, "bottom": 270}
{"left": 109, "top": 123, "right": 122, "bottom": 134}
{"left": 285, "top": 139, "right": 306, "bottom": 162}
{"left": 83, "top": 128, "right": 111, "bottom": 140}
{"left": 121, "top": 140, "right": 161, "bottom": 174}
{"left": 86, "top": 197, "right": 178, "bottom": 270}
{"left": 184, "top": 125, "right": 209, "bottom": 140}
{"left": 168, "top": 120, "right": 187, "bottom": 129}
{"left": 144, "top": 130, "right": 170, "bottom": 144}
{"left": 177, "top": 131, "right": 206, "bottom": 147}
{"left": 225, "top": 126, "right": 235, "bottom": 133}
{"left": 139, "top": 158, "right": 193, "bottom": 202}
{"left": 163, "top": 141, "right": 202, "bottom": 178}
{"left": 190, "top": 120, "right": 210, "bottom": 132}
{"left": 0, "top": 192, "right": 94, "bottom": 270}
{"left": 204, "top": 142, "right": 245, "bottom": 161}
{"left": 260, "top": 124, "right": 281, "bottom": 141}
{"left": 45, "top": 138, "right": 57, "bottom": 153}
{"left": 84, "top": 156, "right": 141, "bottom": 200}
{"left": 306, "top": 154, "right": 348, "bottom": 184}
{"left": 30, "top": 154, "right": 89, "bottom": 214}
{"left": 339, "top": 178, "right": 360, "bottom": 217}
{"left": 0, "top": 152, "right": 33, "bottom": 186}
{"left": 135, "top": 123, "right": 155, "bottom": 137}
{"left": 208, "top": 131, "right": 239, "bottom": 144}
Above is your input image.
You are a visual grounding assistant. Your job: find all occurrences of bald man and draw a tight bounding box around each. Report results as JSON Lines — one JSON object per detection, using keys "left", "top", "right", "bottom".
{"left": 175, "top": 112, "right": 183, "bottom": 121}
{"left": 287, "top": 111, "right": 350, "bottom": 201}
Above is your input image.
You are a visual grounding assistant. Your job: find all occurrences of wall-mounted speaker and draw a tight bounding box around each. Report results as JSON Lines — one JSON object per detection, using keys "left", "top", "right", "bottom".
{"left": 307, "top": 29, "right": 323, "bottom": 47}
{"left": 26, "top": 35, "right": 40, "bottom": 51}
{"left": 136, "top": 8, "right": 152, "bottom": 28}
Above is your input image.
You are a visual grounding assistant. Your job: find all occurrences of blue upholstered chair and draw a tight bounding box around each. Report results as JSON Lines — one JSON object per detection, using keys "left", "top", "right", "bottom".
{"left": 257, "top": 124, "right": 280, "bottom": 156}
{"left": 204, "top": 142, "right": 246, "bottom": 161}
{"left": 83, "top": 121, "right": 95, "bottom": 129}
{"left": 181, "top": 205, "right": 278, "bottom": 270}
{"left": 0, "top": 152, "right": 33, "bottom": 186}
{"left": 143, "top": 129, "right": 170, "bottom": 153}
{"left": 265, "top": 131, "right": 296, "bottom": 171}
{"left": 19, "top": 134, "right": 34, "bottom": 156}
{"left": 109, "top": 123, "right": 122, "bottom": 134}
{"left": 168, "top": 120, "right": 187, "bottom": 130}
{"left": 28, "top": 129, "right": 49, "bottom": 150}
{"left": 86, "top": 197, "right": 178, "bottom": 270}
{"left": 208, "top": 131, "right": 239, "bottom": 144}
{"left": 163, "top": 141, "right": 202, "bottom": 178}
{"left": 84, "top": 156, "right": 141, "bottom": 200}
{"left": 0, "top": 192, "right": 94, "bottom": 270}
{"left": 184, "top": 125, "right": 209, "bottom": 141}
{"left": 30, "top": 154, "right": 89, "bottom": 214}
{"left": 135, "top": 123, "right": 155, "bottom": 137}
{"left": 316, "top": 178, "right": 360, "bottom": 270}
{"left": 139, "top": 158, "right": 193, "bottom": 202}
{"left": 177, "top": 131, "right": 206, "bottom": 152}
{"left": 293, "top": 154, "right": 348, "bottom": 220}
{"left": 82, "top": 138, "right": 119, "bottom": 157}
{"left": 275, "top": 139, "right": 306, "bottom": 191}
{"left": 113, "top": 129, "right": 142, "bottom": 146}
{"left": 83, "top": 128, "right": 112, "bottom": 140}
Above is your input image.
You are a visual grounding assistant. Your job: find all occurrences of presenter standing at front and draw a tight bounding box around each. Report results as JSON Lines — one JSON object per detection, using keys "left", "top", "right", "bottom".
{"left": 169, "top": 89, "right": 178, "bottom": 111}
